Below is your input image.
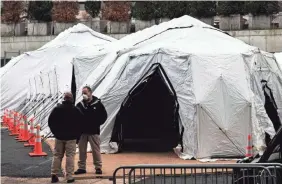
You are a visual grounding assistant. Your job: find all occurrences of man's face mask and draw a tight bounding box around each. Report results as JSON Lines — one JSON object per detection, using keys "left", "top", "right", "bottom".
{"left": 82, "top": 94, "right": 89, "bottom": 101}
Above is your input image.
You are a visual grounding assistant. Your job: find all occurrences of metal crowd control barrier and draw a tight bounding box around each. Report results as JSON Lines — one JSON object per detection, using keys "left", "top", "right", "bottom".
{"left": 112, "top": 163, "right": 282, "bottom": 184}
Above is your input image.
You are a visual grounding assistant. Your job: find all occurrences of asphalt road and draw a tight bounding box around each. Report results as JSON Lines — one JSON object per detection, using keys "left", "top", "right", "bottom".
{"left": 1, "top": 128, "right": 62, "bottom": 177}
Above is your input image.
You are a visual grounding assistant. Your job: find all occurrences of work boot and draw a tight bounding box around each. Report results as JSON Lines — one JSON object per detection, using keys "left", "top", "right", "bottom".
{"left": 95, "top": 168, "right": 102, "bottom": 175}
{"left": 51, "top": 175, "right": 59, "bottom": 183}
{"left": 67, "top": 178, "right": 75, "bottom": 183}
{"left": 74, "top": 169, "right": 86, "bottom": 175}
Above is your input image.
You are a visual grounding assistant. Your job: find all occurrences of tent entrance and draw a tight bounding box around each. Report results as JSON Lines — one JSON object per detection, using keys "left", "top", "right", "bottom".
{"left": 263, "top": 83, "right": 281, "bottom": 131}
{"left": 111, "top": 63, "right": 181, "bottom": 152}
{"left": 261, "top": 80, "right": 281, "bottom": 145}
{"left": 71, "top": 66, "right": 77, "bottom": 103}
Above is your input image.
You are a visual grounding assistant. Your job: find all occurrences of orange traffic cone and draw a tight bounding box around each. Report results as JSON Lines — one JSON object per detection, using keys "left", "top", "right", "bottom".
{"left": 15, "top": 117, "right": 25, "bottom": 141}
{"left": 29, "top": 125, "right": 47, "bottom": 157}
{"left": 9, "top": 112, "right": 19, "bottom": 136}
{"left": 245, "top": 134, "right": 253, "bottom": 157}
{"left": 7, "top": 111, "right": 10, "bottom": 127}
{"left": 4, "top": 110, "right": 8, "bottom": 126}
{"left": 15, "top": 115, "right": 22, "bottom": 135}
{"left": 16, "top": 113, "right": 22, "bottom": 133}
{"left": 5, "top": 110, "right": 9, "bottom": 127}
{"left": 18, "top": 117, "right": 29, "bottom": 142}
{"left": 10, "top": 111, "right": 15, "bottom": 130}
{"left": 2, "top": 110, "right": 7, "bottom": 127}
{"left": 24, "top": 118, "right": 35, "bottom": 147}
{"left": 5, "top": 110, "right": 9, "bottom": 128}
{"left": 8, "top": 112, "right": 13, "bottom": 132}
{"left": 4, "top": 110, "right": 7, "bottom": 126}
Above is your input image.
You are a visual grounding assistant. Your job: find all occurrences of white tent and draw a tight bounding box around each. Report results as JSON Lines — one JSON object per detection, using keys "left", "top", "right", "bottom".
{"left": 1, "top": 23, "right": 116, "bottom": 114}
{"left": 275, "top": 52, "right": 282, "bottom": 68}
{"left": 73, "top": 15, "right": 282, "bottom": 159}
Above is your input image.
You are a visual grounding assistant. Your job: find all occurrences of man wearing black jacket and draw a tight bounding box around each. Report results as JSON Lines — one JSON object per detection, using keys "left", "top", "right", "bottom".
{"left": 74, "top": 86, "right": 107, "bottom": 175}
{"left": 48, "top": 92, "right": 82, "bottom": 183}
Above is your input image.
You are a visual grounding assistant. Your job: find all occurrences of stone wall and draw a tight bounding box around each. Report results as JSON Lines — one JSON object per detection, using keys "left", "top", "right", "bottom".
{"left": 2, "top": 15, "right": 282, "bottom": 36}
{"left": 1, "top": 36, "right": 56, "bottom": 58}
{"left": 1, "top": 29, "right": 282, "bottom": 58}
{"left": 1, "top": 23, "right": 26, "bottom": 36}
{"left": 199, "top": 17, "right": 214, "bottom": 26}
{"left": 219, "top": 14, "right": 244, "bottom": 30}
{"left": 27, "top": 23, "right": 52, "bottom": 36}
{"left": 135, "top": 20, "right": 156, "bottom": 32}
{"left": 248, "top": 15, "right": 272, "bottom": 29}
{"left": 107, "top": 21, "right": 130, "bottom": 34}
{"left": 228, "top": 29, "right": 282, "bottom": 52}
{"left": 276, "top": 13, "right": 282, "bottom": 28}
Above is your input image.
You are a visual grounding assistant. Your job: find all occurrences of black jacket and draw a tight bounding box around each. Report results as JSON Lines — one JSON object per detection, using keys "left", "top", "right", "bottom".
{"left": 48, "top": 101, "right": 83, "bottom": 140}
{"left": 76, "top": 96, "right": 107, "bottom": 135}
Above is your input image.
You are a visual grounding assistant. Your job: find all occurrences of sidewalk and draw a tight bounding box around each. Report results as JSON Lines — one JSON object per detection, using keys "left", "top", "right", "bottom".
{"left": 1, "top": 176, "right": 120, "bottom": 184}
{"left": 46, "top": 139, "right": 236, "bottom": 179}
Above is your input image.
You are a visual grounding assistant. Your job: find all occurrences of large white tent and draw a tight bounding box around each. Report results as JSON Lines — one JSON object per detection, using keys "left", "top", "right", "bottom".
{"left": 73, "top": 15, "right": 282, "bottom": 159}
{"left": 1, "top": 23, "right": 116, "bottom": 114}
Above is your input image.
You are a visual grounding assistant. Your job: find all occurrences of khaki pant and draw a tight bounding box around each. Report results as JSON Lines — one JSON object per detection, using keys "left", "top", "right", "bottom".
{"left": 51, "top": 139, "right": 76, "bottom": 180}
{"left": 78, "top": 134, "right": 102, "bottom": 170}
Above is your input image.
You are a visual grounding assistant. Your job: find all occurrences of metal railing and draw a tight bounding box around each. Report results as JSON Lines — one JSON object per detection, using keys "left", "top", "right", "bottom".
{"left": 112, "top": 163, "right": 282, "bottom": 184}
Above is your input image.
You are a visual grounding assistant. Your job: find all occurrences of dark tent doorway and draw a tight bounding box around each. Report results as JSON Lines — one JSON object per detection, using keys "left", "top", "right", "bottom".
{"left": 111, "top": 63, "right": 182, "bottom": 152}
{"left": 71, "top": 66, "right": 77, "bottom": 104}
{"left": 261, "top": 80, "right": 281, "bottom": 145}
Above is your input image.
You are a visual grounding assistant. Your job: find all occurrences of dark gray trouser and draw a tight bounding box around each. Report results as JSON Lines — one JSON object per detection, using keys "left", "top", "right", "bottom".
{"left": 51, "top": 139, "right": 76, "bottom": 180}
{"left": 78, "top": 134, "right": 102, "bottom": 170}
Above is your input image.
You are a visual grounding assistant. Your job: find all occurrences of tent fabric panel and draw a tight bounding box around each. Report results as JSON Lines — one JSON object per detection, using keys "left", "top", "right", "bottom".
{"left": 74, "top": 52, "right": 119, "bottom": 102}
{"left": 274, "top": 52, "right": 282, "bottom": 70}
{"left": 200, "top": 77, "right": 250, "bottom": 132}
{"left": 226, "top": 104, "right": 251, "bottom": 151}
{"left": 196, "top": 74, "right": 251, "bottom": 158}
{"left": 197, "top": 105, "right": 249, "bottom": 158}
{"left": 191, "top": 54, "right": 251, "bottom": 104}
{"left": 73, "top": 53, "right": 107, "bottom": 92}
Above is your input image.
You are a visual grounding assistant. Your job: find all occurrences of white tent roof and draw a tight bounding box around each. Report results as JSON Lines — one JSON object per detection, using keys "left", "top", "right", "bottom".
{"left": 40, "top": 23, "right": 115, "bottom": 49}
{"left": 74, "top": 16, "right": 255, "bottom": 99}
{"left": 74, "top": 15, "right": 282, "bottom": 160}
{"left": 1, "top": 23, "right": 116, "bottom": 111}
